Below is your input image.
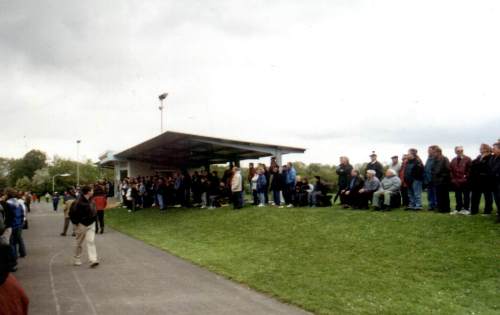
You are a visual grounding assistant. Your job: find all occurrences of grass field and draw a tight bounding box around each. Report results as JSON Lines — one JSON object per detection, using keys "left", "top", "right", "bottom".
{"left": 106, "top": 202, "right": 499, "bottom": 315}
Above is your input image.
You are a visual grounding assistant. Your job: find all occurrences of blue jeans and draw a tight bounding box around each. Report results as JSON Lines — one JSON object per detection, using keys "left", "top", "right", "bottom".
{"left": 10, "top": 227, "right": 26, "bottom": 259}
{"left": 427, "top": 184, "right": 437, "bottom": 209}
{"left": 258, "top": 192, "right": 266, "bottom": 205}
{"left": 273, "top": 190, "right": 281, "bottom": 206}
{"left": 408, "top": 180, "right": 423, "bottom": 209}
{"left": 157, "top": 194, "right": 165, "bottom": 210}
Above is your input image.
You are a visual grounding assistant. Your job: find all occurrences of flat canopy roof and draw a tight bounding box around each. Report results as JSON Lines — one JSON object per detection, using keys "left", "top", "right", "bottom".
{"left": 104, "top": 131, "right": 305, "bottom": 168}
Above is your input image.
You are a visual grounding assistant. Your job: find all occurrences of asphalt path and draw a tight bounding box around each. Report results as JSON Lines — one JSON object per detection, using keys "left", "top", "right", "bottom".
{"left": 15, "top": 202, "right": 310, "bottom": 315}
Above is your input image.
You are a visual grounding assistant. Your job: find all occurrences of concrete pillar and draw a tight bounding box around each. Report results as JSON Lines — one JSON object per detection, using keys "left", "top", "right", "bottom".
{"left": 275, "top": 149, "right": 282, "bottom": 166}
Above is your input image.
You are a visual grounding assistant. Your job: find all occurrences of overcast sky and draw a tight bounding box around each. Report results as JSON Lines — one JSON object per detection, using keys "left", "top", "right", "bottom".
{"left": 1, "top": 0, "right": 499, "bottom": 166}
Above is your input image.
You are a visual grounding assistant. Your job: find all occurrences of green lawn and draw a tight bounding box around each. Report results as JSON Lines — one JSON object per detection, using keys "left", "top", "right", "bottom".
{"left": 106, "top": 203, "right": 499, "bottom": 315}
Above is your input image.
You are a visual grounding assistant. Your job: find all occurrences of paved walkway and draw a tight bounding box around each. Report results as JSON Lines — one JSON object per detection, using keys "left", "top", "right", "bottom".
{"left": 15, "top": 202, "right": 309, "bottom": 315}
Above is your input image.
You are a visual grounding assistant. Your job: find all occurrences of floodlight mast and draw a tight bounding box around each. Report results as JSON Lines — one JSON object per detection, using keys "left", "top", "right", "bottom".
{"left": 159, "top": 93, "right": 168, "bottom": 133}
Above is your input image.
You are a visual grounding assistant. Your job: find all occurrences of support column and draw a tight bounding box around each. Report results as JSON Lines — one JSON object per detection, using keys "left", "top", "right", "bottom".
{"left": 275, "top": 149, "right": 283, "bottom": 166}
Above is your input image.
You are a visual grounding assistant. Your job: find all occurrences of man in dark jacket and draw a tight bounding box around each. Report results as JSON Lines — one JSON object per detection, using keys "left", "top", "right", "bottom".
{"left": 430, "top": 146, "right": 451, "bottom": 213}
{"left": 424, "top": 146, "right": 438, "bottom": 210}
{"left": 404, "top": 150, "right": 424, "bottom": 210}
{"left": 336, "top": 157, "right": 353, "bottom": 205}
{"left": 469, "top": 144, "right": 494, "bottom": 215}
{"left": 366, "top": 152, "right": 384, "bottom": 180}
{"left": 340, "top": 169, "right": 364, "bottom": 209}
{"left": 71, "top": 185, "right": 99, "bottom": 268}
{"left": 489, "top": 142, "right": 500, "bottom": 223}
{"left": 450, "top": 146, "right": 472, "bottom": 214}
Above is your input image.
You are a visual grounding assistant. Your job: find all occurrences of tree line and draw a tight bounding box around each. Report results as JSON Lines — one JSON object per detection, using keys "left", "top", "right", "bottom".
{"left": 0, "top": 150, "right": 113, "bottom": 194}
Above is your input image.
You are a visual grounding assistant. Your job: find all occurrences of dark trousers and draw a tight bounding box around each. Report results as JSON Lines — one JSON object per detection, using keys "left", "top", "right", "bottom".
{"left": 454, "top": 187, "right": 470, "bottom": 211}
{"left": 401, "top": 187, "right": 409, "bottom": 207}
{"left": 471, "top": 189, "right": 493, "bottom": 214}
{"left": 95, "top": 210, "right": 105, "bottom": 232}
{"left": 493, "top": 183, "right": 500, "bottom": 220}
{"left": 435, "top": 184, "right": 450, "bottom": 213}
{"left": 284, "top": 183, "right": 295, "bottom": 205}
{"left": 252, "top": 190, "right": 259, "bottom": 205}
{"left": 232, "top": 191, "right": 243, "bottom": 209}
{"left": 10, "top": 228, "right": 26, "bottom": 259}
{"left": 264, "top": 185, "right": 269, "bottom": 204}
{"left": 356, "top": 191, "right": 374, "bottom": 209}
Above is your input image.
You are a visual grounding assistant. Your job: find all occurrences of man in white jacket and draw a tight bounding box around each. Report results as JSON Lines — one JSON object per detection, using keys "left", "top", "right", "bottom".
{"left": 231, "top": 167, "right": 243, "bottom": 209}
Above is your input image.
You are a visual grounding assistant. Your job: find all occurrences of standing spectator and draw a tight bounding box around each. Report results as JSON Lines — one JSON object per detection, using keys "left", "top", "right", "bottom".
{"left": 340, "top": 169, "right": 364, "bottom": 209}
{"left": 424, "top": 146, "right": 438, "bottom": 210}
{"left": 269, "top": 165, "right": 283, "bottom": 208}
{"left": 24, "top": 192, "right": 31, "bottom": 213}
{"left": 450, "top": 146, "right": 472, "bottom": 215}
{"left": 336, "top": 156, "right": 353, "bottom": 205}
{"left": 156, "top": 178, "right": 167, "bottom": 211}
{"left": 366, "top": 152, "right": 384, "bottom": 180}
{"left": 489, "top": 142, "right": 500, "bottom": 223}
{"left": 431, "top": 146, "right": 451, "bottom": 213}
{"left": 389, "top": 155, "right": 402, "bottom": 174}
{"left": 61, "top": 189, "right": 76, "bottom": 237}
{"left": 399, "top": 154, "right": 410, "bottom": 207}
{"left": 469, "top": 144, "right": 494, "bottom": 215}
{"left": 93, "top": 182, "right": 107, "bottom": 234}
{"left": 251, "top": 171, "right": 259, "bottom": 205}
{"left": 248, "top": 163, "right": 256, "bottom": 187}
{"left": 404, "top": 150, "right": 424, "bottom": 210}
{"left": 5, "top": 189, "right": 26, "bottom": 271}
{"left": 373, "top": 169, "right": 401, "bottom": 210}
{"left": 256, "top": 168, "right": 267, "bottom": 207}
{"left": 71, "top": 185, "right": 99, "bottom": 268}
{"left": 230, "top": 167, "right": 243, "bottom": 210}
{"left": 52, "top": 192, "right": 60, "bottom": 211}
{"left": 285, "top": 162, "right": 297, "bottom": 208}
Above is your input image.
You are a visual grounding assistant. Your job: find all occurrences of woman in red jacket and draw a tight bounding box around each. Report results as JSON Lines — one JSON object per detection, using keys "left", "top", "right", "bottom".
{"left": 93, "top": 182, "right": 108, "bottom": 234}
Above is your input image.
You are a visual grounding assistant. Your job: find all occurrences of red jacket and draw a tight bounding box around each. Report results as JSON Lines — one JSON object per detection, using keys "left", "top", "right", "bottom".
{"left": 450, "top": 155, "right": 472, "bottom": 189}
{"left": 0, "top": 274, "right": 29, "bottom": 315}
{"left": 93, "top": 195, "right": 107, "bottom": 211}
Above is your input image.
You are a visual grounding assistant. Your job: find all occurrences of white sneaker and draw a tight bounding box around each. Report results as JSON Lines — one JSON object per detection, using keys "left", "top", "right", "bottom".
{"left": 286, "top": 204, "right": 293, "bottom": 208}
{"left": 201, "top": 205, "right": 207, "bottom": 209}
{"left": 73, "top": 260, "right": 82, "bottom": 266}
{"left": 459, "top": 210, "right": 470, "bottom": 215}
{"left": 450, "top": 210, "right": 459, "bottom": 215}
{"left": 258, "top": 204, "right": 265, "bottom": 207}
{"left": 127, "top": 209, "right": 132, "bottom": 213}
{"left": 279, "top": 206, "right": 284, "bottom": 209}
{"left": 269, "top": 201, "right": 275, "bottom": 206}
{"left": 208, "top": 206, "right": 215, "bottom": 210}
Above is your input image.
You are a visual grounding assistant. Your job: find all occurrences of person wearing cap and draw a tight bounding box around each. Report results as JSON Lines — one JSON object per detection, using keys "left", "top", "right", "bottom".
{"left": 389, "top": 155, "right": 402, "bottom": 174}
{"left": 366, "top": 152, "right": 384, "bottom": 180}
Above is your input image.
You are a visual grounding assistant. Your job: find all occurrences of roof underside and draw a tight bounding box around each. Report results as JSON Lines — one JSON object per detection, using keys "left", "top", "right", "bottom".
{"left": 112, "top": 131, "right": 305, "bottom": 168}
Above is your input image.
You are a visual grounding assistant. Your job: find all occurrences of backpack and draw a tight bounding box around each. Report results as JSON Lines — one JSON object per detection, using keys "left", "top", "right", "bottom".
{"left": 69, "top": 199, "right": 80, "bottom": 225}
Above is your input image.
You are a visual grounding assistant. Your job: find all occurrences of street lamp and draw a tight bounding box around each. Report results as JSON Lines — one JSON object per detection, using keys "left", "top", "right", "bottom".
{"left": 52, "top": 173, "right": 71, "bottom": 193}
{"left": 76, "top": 140, "right": 81, "bottom": 186}
{"left": 158, "top": 92, "right": 168, "bottom": 133}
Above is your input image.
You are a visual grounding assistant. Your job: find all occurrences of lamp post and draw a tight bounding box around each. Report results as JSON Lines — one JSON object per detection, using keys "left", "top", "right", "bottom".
{"left": 76, "top": 140, "right": 81, "bottom": 186}
{"left": 53, "top": 173, "right": 71, "bottom": 193}
{"left": 158, "top": 92, "right": 168, "bottom": 133}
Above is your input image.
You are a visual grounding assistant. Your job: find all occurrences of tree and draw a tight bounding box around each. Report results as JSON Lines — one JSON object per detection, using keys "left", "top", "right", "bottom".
{"left": 9, "top": 150, "right": 47, "bottom": 185}
{"left": 15, "top": 176, "right": 32, "bottom": 192}
{"left": 32, "top": 167, "right": 51, "bottom": 194}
